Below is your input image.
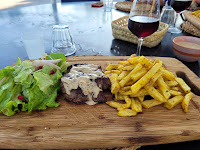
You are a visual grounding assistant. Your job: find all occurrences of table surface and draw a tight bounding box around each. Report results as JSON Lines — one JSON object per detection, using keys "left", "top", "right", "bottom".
{"left": 0, "top": 1, "right": 199, "bottom": 150}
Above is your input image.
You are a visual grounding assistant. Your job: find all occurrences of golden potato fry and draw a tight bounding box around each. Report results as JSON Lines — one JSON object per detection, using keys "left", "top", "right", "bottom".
{"left": 138, "top": 96, "right": 145, "bottom": 102}
{"left": 164, "top": 95, "right": 184, "bottom": 109}
{"left": 118, "top": 109, "right": 137, "bottom": 117}
{"left": 106, "top": 101, "right": 119, "bottom": 108}
{"left": 104, "top": 70, "right": 121, "bottom": 75}
{"left": 125, "top": 80, "right": 135, "bottom": 86}
{"left": 109, "top": 74, "right": 120, "bottom": 94}
{"left": 130, "top": 54, "right": 136, "bottom": 57}
{"left": 169, "top": 90, "right": 182, "bottom": 96}
{"left": 120, "top": 86, "right": 131, "bottom": 91}
{"left": 150, "top": 71, "right": 162, "bottom": 84}
{"left": 165, "top": 81, "right": 178, "bottom": 87}
{"left": 127, "top": 57, "right": 139, "bottom": 64}
{"left": 170, "top": 87, "right": 179, "bottom": 91}
{"left": 130, "top": 88, "right": 148, "bottom": 97}
{"left": 119, "top": 63, "right": 143, "bottom": 87}
{"left": 142, "top": 99, "right": 163, "bottom": 109}
{"left": 138, "top": 56, "right": 154, "bottom": 68}
{"left": 106, "top": 101, "right": 128, "bottom": 110}
{"left": 175, "top": 77, "right": 191, "bottom": 94}
{"left": 114, "top": 94, "right": 125, "bottom": 101}
{"left": 153, "top": 82, "right": 158, "bottom": 88}
{"left": 106, "top": 64, "right": 120, "bottom": 71}
{"left": 131, "top": 98, "right": 142, "bottom": 112}
{"left": 192, "top": 10, "right": 200, "bottom": 15}
{"left": 145, "top": 71, "right": 162, "bottom": 89}
{"left": 131, "top": 61, "right": 162, "bottom": 95}
{"left": 115, "top": 93, "right": 125, "bottom": 101}
{"left": 111, "top": 82, "right": 120, "bottom": 94}
{"left": 118, "top": 65, "right": 124, "bottom": 69}
{"left": 118, "top": 71, "right": 129, "bottom": 80}
{"left": 160, "top": 68, "right": 175, "bottom": 80}
{"left": 114, "top": 93, "right": 118, "bottom": 101}
{"left": 122, "top": 65, "right": 136, "bottom": 71}
{"left": 119, "top": 90, "right": 133, "bottom": 96}
{"left": 131, "top": 68, "right": 147, "bottom": 82}
{"left": 157, "top": 76, "right": 171, "bottom": 99}
{"left": 192, "top": 10, "right": 200, "bottom": 18}
{"left": 124, "top": 96, "right": 132, "bottom": 107}
{"left": 182, "top": 92, "right": 193, "bottom": 113}
{"left": 118, "top": 61, "right": 130, "bottom": 65}
{"left": 145, "top": 85, "right": 167, "bottom": 102}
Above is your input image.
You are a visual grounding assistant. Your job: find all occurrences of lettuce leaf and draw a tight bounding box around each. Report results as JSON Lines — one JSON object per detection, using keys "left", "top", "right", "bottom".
{"left": 33, "top": 72, "right": 54, "bottom": 94}
{"left": 23, "top": 80, "right": 60, "bottom": 112}
{"left": 0, "top": 84, "right": 22, "bottom": 115}
{"left": 0, "top": 53, "right": 68, "bottom": 116}
{"left": 5, "top": 100, "right": 27, "bottom": 116}
{"left": 0, "top": 66, "right": 15, "bottom": 81}
{"left": 14, "top": 61, "right": 34, "bottom": 83}
{"left": 35, "top": 85, "right": 60, "bottom": 110}
{"left": 46, "top": 53, "right": 66, "bottom": 62}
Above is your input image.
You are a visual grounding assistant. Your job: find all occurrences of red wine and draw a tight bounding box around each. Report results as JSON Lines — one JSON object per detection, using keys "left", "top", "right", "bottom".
{"left": 128, "top": 16, "right": 159, "bottom": 38}
{"left": 171, "top": 0, "right": 192, "bottom": 12}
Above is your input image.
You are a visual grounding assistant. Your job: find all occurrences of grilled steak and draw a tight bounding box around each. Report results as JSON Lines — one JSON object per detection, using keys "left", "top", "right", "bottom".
{"left": 61, "top": 64, "right": 112, "bottom": 105}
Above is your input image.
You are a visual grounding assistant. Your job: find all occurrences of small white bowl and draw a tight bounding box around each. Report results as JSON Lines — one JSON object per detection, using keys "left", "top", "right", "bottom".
{"left": 172, "top": 36, "right": 200, "bottom": 62}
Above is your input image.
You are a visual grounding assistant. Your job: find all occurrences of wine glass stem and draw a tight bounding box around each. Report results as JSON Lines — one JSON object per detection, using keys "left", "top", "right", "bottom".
{"left": 136, "top": 38, "right": 144, "bottom": 56}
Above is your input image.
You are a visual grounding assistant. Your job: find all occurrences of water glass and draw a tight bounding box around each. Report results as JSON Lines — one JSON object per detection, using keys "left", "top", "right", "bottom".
{"left": 160, "top": 5, "right": 176, "bottom": 31}
{"left": 22, "top": 33, "right": 45, "bottom": 59}
{"left": 103, "top": 0, "right": 113, "bottom": 12}
{"left": 52, "top": 25, "right": 76, "bottom": 56}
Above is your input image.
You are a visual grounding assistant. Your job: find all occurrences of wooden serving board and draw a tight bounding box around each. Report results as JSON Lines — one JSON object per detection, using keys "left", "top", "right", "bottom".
{"left": 1, "top": 55, "right": 200, "bottom": 149}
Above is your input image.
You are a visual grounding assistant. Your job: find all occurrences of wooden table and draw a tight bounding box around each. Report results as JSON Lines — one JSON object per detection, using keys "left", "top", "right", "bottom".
{"left": 0, "top": 1, "right": 199, "bottom": 149}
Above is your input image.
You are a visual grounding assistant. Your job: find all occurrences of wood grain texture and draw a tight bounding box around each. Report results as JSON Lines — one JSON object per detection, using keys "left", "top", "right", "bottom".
{"left": 1, "top": 55, "right": 200, "bottom": 149}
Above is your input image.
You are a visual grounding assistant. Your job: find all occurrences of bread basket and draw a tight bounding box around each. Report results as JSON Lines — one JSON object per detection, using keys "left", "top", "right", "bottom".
{"left": 182, "top": 11, "right": 200, "bottom": 37}
{"left": 111, "top": 16, "right": 169, "bottom": 48}
{"left": 115, "top": 2, "right": 132, "bottom": 12}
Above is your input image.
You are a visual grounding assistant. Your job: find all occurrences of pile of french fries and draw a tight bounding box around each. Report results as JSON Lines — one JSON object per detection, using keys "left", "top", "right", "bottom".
{"left": 191, "top": 10, "right": 200, "bottom": 18}
{"left": 105, "top": 55, "right": 193, "bottom": 117}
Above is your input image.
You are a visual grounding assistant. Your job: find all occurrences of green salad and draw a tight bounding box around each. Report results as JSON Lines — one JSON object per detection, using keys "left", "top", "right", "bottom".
{"left": 0, "top": 53, "right": 69, "bottom": 116}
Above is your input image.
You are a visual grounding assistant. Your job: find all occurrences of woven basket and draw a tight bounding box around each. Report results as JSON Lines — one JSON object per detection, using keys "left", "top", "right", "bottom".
{"left": 115, "top": 2, "right": 132, "bottom": 12}
{"left": 111, "top": 16, "right": 169, "bottom": 48}
{"left": 182, "top": 21, "right": 200, "bottom": 37}
{"left": 182, "top": 11, "right": 200, "bottom": 37}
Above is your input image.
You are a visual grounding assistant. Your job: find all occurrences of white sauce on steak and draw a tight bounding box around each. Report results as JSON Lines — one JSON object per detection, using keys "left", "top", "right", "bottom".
{"left": 61, "top": 64, "right": 105, "bottom": 105}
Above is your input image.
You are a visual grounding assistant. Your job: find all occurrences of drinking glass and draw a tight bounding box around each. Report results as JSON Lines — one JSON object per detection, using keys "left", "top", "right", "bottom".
{"left": 103, "top": 0, "right": 113, "bottom": 12}
{"left": 169, "top": 0, "right": 192, "bottom": 33}
{"left": 128, "top": 0, "right": 160, "bottom": 56}
{"left": 52, "top": 25, "right": 76, "bottom": 56}
{"left": 160, "top": 1, "right": 176, "bottom": 31}
{"left": 22, "top": 33, "right": 45, "bottom": 59}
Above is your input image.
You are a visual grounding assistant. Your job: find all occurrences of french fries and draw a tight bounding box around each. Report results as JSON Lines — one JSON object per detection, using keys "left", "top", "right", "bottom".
{"left": 156, "top": 76, "right": 171, "bottom": 99}
{"left": 131, "top": 61, "right": 162, "bottom": 95}
{"left": 118, "top": 109, "right": 137, "bottom": 117}
{"left": 142, "top": 99, "right": 163, "bottom": 109}
{"left": 164, "top": 95, "right": 184, "bottom": 109}
{"left": 192, "top": 10, "right": 200, "bottom": 18}
{"left": 182, "top": 92, "right": 193, "bottom": 113}
{"left": 105, "top": 55, "right": 193, "bottom": 116}
{"left": 175, "top": 77, "right": 191, "bottom": 93}
{"left": 131, "top": 98, "right": 142, "bottom": 112}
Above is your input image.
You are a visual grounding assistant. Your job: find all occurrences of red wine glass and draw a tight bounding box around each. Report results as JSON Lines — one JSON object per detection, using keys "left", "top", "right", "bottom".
{"left": 128, "top": 0, "right": 160, "bottom": 56}
{"left": 168, "top": 0, "right": 192, "bottom": 33}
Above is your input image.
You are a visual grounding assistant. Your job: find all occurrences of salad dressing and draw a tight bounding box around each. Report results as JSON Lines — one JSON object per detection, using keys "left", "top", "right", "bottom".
{"left": 61, "top": 64, "right": 105, "bottom": 105}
